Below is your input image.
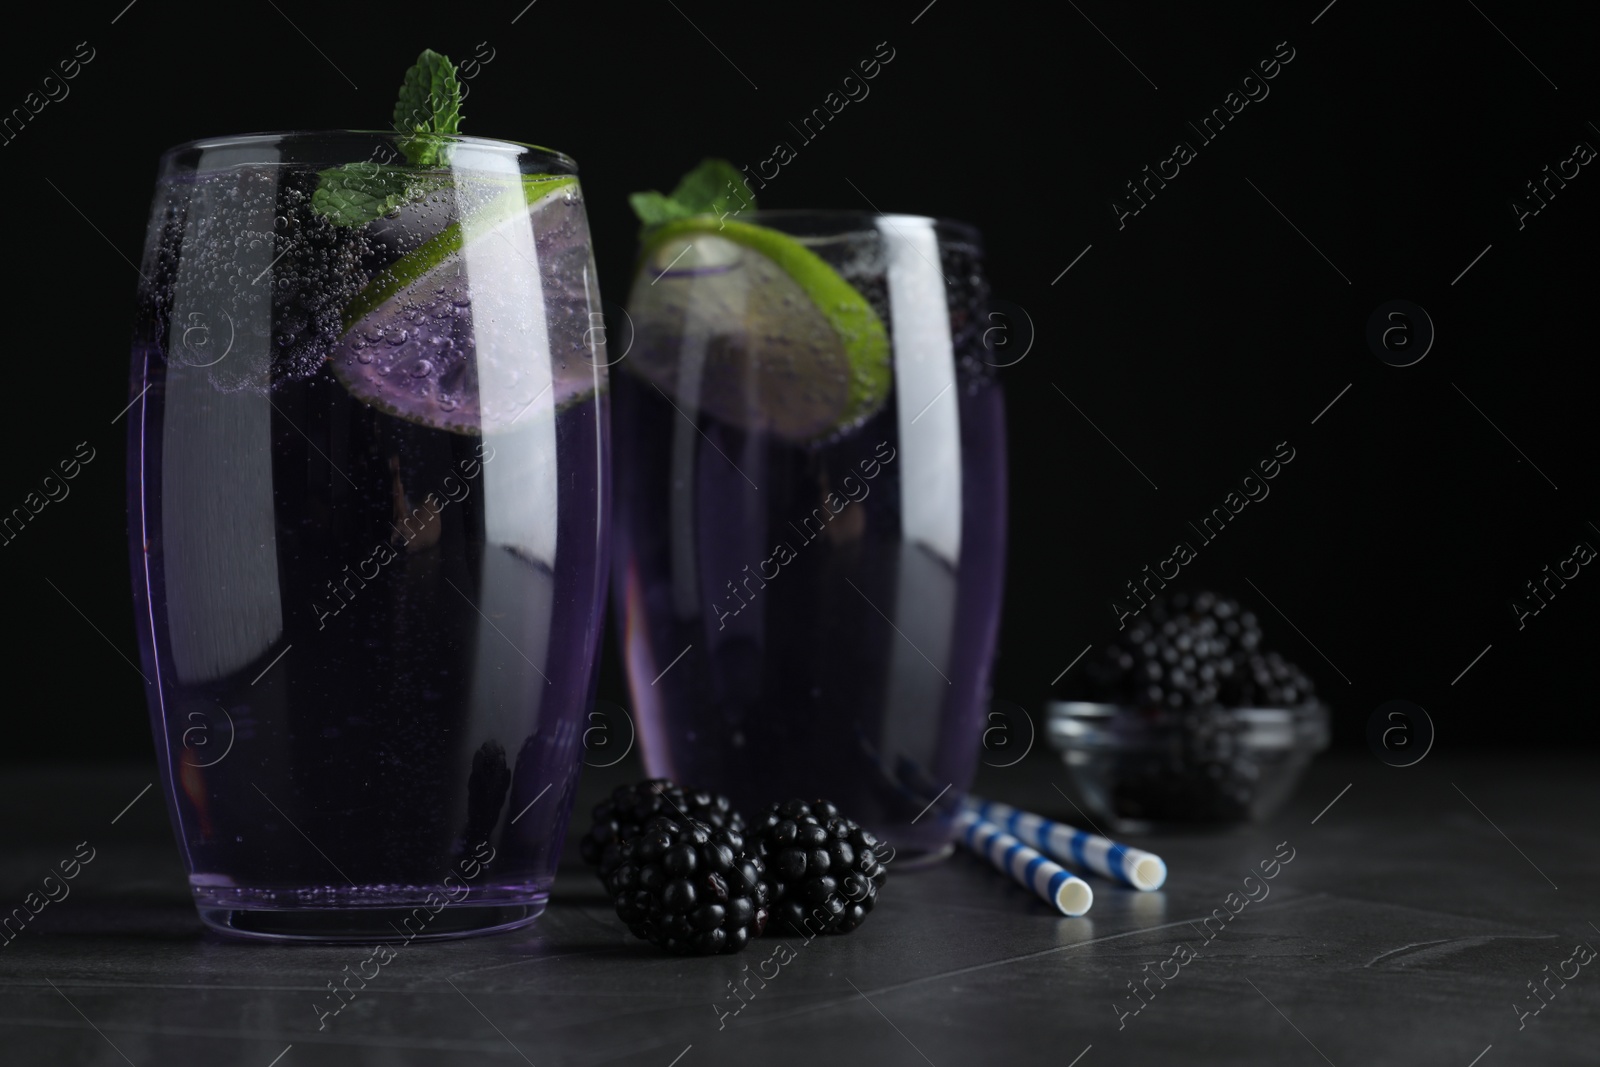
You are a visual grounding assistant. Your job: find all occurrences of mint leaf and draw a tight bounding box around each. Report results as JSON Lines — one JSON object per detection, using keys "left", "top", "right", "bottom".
{"left": 392, "top": 49, "right": 463, "bottom": 166}
{"left": 313, "top": 49, "right": 465, "bottom": 226}
{"left": 671, "top": 158, "right": 756, "bottom": 216}
{"left": 312, "top": 163, "right": 444, "bottom": 228}
{"left": 628, "top": 158, "right": 757, "bottom": 230}
{"left": 628, "top": 191, "right": 695, "bottom": 227}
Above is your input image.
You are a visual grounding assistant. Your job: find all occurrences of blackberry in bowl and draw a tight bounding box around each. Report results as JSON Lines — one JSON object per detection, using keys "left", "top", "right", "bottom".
{"left": 1049, "top": 591, "right": 1329, "bottom": 830}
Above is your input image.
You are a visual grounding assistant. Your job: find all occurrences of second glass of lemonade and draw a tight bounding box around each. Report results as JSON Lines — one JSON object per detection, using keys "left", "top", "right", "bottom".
{"left": 613, "top": 210, "right": 1006, "bottom": 859}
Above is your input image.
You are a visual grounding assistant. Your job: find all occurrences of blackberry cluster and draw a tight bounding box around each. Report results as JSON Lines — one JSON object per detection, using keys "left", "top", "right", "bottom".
{"left": 1076, "top": 591, "right": 1323, "bottom": 823}
{"left": 1087, "top": 591, "right": 1315, "bottom": 710}
{"left": 222, "top": 171, "right": 368, "bottom": 391}
{"left": 584, "top": 781, "right": 890, "bottom": 953}
{"left": 140, "top": 168, "right": 369, "bottom": 395}
{"left": 604, "top": 817, "right": 769, "bottom": 955}
{"left": 752, "top": 799, "right": 889, "bottom": 936}
{"left": 273, "top": 230, "right": 364, "bottom": 379}
{"left": 579, "top": 779, "right": 743, "bottom": 879}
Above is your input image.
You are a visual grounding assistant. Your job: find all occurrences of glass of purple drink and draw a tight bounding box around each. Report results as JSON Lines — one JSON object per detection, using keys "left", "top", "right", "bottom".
{"left": 128, "top": 131, "right": 610, "bottom": 940}
{"left": 614, "top": 210, "right": 1006, "bottom": 860}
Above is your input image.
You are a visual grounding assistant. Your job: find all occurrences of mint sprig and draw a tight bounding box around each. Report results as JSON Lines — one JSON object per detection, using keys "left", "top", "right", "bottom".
{"left": 628, "top": 158, "right": 756, "bottom": 231}
{"left": 393, "top": 49, "right": 463, "bottom": 166}
{"left": 313, "top": 49, "right": 465, "bottom": 228}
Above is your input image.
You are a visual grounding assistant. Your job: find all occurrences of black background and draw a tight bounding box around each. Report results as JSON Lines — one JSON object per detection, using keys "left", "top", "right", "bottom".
{"left": 3, "top": 0, "right": 1596, "bottom": 762}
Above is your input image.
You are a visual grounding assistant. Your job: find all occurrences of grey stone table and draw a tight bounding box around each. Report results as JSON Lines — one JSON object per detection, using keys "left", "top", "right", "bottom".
{"left": 2, "top": 751, "right": 1596, "bottom": 1066}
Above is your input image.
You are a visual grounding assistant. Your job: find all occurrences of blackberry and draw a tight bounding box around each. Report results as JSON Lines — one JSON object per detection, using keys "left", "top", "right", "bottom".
{"left": 1238, "top": 650, "right": 1317, "bottom": 708}
{"left": 267, "top": 179, "right": 371, "bottom": 382}
{"left": 606, "top": 816, "right": 769, "bottom": 955}
{"left": 752, "top": 799, "right": 888, "bottom": 936}
{"left": 579, "top": 779, "right": 743, "bottom": 880}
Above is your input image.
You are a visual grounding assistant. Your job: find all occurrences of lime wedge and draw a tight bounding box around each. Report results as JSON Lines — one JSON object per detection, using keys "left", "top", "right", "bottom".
{"left": 329, "top": 173, "right": 602, "bottom": 435}
{"left": 340, "top": 173, "right": 575, "bottom": 331}
{"left": 626, "top": 217, "right": 891, "bottom": 442}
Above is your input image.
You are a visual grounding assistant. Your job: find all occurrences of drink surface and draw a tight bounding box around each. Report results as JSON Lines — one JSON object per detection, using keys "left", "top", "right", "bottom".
{"left": 129, "top": 159, "right": 608, "bottom": 928}
{"left": 614, "top": 221, "right": 1005, "bottom": 856}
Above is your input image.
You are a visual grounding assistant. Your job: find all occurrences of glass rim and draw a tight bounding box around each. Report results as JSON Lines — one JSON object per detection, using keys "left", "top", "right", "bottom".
{"left": 158, "top": 130, "right": 578, "bottom": 171}
{"left": 701, "top": 209, "right": 982, "bottom": 243}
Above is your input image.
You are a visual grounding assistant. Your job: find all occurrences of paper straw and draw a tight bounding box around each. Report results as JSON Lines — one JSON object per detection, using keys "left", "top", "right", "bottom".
{"left": 955, "top": 811, "right": 1094, "bottom": 916}
{"left": 965, "top": 797, "right": 1167, "bottom": 891}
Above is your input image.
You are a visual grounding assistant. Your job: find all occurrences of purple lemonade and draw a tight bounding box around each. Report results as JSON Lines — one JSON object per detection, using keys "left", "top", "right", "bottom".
{"left": 128, "top": 132, "right": 609, "bottom": 939}
{"left": 614, "top": 211, "right": 1006, "bottom": 858}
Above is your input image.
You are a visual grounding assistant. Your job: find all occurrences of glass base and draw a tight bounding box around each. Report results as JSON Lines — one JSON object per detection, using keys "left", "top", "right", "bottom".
{"left": 198, "top": 901, "right": 545, "bottom": 943}
{"left": 191, "top": 876, "right": 553, "bottom": 940}
{"left": 193, "top": 883, "right": 549, "bottom": 942}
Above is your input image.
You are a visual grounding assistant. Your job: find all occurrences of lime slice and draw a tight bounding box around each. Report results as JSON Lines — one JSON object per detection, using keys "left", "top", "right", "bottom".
{"left": 330, "top": 173, "right": 601, "bottom": 435}
{"left": 625, "top": 217, "right": 891, "bottom": 442}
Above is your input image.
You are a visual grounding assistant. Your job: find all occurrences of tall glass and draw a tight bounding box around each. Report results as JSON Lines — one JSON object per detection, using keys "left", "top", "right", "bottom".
{"left": 128, "top": 132, "right": 610, "bottom": 940}
{"left": 613, "top": 211, "right": 1006, "bottom": 859}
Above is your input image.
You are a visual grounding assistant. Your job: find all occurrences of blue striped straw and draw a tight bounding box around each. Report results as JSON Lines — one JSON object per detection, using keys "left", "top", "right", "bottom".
{"left": 965, "top": 797, "right": 1167, "bottom": 891}
{"left": 955, "top": 810, "right": 1094, "bottom": 916}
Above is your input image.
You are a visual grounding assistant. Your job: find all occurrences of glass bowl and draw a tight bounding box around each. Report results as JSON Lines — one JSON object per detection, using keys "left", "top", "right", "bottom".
{"left": 1046, "top": 701, "right": 1330, "bottom": 832}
